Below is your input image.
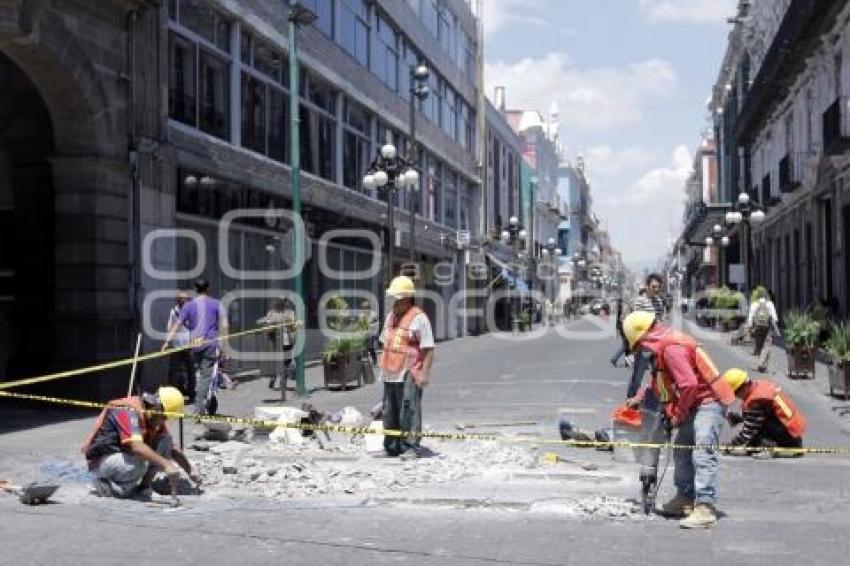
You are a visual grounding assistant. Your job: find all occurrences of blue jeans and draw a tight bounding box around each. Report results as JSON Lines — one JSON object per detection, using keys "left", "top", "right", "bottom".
{"left": 673, "top": 402, "right": 725, "bottom": 505}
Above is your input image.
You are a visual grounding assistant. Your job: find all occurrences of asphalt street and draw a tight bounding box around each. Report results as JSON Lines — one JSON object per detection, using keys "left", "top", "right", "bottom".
{"left": 2, "top": 314, "right": 850, "bottom": 565}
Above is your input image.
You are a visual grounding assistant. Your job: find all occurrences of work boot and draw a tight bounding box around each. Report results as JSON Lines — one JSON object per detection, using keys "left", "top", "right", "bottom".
{"left": 659, "top": 494, "right": 694, "bottom": 517}
{"left": 679, "top": 503, "right": 718, "bottom": 529}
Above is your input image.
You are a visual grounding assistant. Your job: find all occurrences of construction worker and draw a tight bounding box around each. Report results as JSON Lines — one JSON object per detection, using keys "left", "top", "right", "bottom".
{"left": 722, "top": 369, "right": 806, "bottom": 456}
{"left": 378, "top": 275, "right": 436, "bottom": 460}
{"left": 82, "top": 386, "right": 200, "bottom": 499}
{"left": 623, "top": 311, "right": 735, "bottom": 529}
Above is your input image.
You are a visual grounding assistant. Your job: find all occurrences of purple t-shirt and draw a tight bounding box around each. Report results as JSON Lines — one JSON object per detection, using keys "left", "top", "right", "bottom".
{"left": 178, "top": 295, "right": 227, "bottom": 353}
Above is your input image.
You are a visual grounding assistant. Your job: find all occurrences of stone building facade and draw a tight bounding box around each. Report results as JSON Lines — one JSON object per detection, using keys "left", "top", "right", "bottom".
{"left": 712, "top": 0, "right": 850, "bottom": 317}
{"left": 0, "top": 0, "right": 483, "bottom": 399}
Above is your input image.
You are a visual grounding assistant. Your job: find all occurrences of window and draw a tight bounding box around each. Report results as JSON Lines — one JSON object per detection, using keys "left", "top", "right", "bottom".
{"left": 459, "top": 101, "right": 474, "bottom": 151}
{"left": 462, "top": 31, "right": 476, "bottom": 83}
{"left": 422, "top": 73, "right": 442, "bottom": 126}
{"left": 168, "top": 3, "right": 232, "bottom": 140}
{"left": 169, "top": 33, "right": 196, "bottom": 127}
{"left": 241, "top": 74, "right": 266, "bottom": 154}
{"left": 438, "top": 7, "right": 456, "bottom": 60}
{"left": 427, "top": 156, "right": 442, "bottom": 222}
{"left": 806, "top": 88, "right": 814, "bottom": 151}
{"left": 240, "top": 32, "right": 289, "bottom": 162}
{"left": 444, "top": 170, "right": 457, "bottom": 228}
{"left": 172, "top": 0, "right": 231, "bottom": 51}
{"left": 339, "top": 0, "right": 370, "bottom": 66}
{"left": 301, "top": 0, "right": 334, "bottom": 38}
{"left": 372, "top": 13, "right": 399, "bottom": 91}
{"left": 343, "top": 99, "right": 373, "bottom": 192}
{"left": 399, "top": 41, "right": 419, "bottom": 101}
{"left": 422, "top": 0, "right": 439, "bottom": 37}
{"left": 442, "top": 86, "right": 457, "bottom": 139}
{"left": 300, "top": 73, "right": 337, "bottom": 181}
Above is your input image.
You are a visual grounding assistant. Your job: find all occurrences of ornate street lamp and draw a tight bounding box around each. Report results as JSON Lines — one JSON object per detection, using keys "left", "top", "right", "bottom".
{"left": 363, "top": 143, "right": 420, "bottom": 286}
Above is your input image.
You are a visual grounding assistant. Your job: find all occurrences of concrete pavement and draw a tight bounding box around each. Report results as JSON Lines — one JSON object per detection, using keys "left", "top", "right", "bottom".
{"left": 2, "top": 314, "right": 850, "bottom": 565}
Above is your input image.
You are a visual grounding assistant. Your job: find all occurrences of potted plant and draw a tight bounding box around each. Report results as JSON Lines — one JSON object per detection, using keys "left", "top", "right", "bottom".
{"left": 512, "top": 312, "right": 531, "bottom": 332}
{"left": 783, "top": 310, "right": 820, "bottom": 379}
{"left": 709, "top": 287, "right": 745, "bottom": 331}
{"left": 321, "top": 335, "right": 366, "bottom": 390}
{"left": 825, "top": 323, "right": 850, "bottom": 399}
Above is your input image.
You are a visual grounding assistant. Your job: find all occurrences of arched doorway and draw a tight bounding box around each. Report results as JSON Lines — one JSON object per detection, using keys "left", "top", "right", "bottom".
{"left": 0, "top": 51, "right": 55, "bottom": 380}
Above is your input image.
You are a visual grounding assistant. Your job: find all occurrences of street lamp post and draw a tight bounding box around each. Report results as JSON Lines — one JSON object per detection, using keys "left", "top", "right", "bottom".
{"left": 541, "top": 237, "right": 562, "bottom": 302}
{"left": 501, "top": 216, "right": 528, "bottom": 330}
{"left": 287, "top": 0, "right": 317, "bottom": 397}
{"left": 724, "top": 191, "right": 766, "bottom": 291}
{"left": 704, "top": 223, "right": 730, "bottom": 287}
{"left": 407, "top": 64, "right": 430, "bottom": 265}
{"left": 363, "top": 144, "right": 420, "bottom": 288}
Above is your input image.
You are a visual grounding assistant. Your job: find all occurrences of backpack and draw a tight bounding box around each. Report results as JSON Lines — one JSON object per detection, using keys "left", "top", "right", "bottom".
{"left": 753, "top": 303, "right": 771, "bottom": 329}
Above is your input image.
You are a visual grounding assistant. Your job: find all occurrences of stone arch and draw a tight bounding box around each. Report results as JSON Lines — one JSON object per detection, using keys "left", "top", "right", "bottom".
{"left": 0, "top": 1, "right": 119, "bottom": 156}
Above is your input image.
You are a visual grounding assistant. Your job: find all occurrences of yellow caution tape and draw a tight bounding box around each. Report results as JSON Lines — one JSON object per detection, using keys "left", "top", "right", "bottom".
{"left": 0, "top": 389, "right": 846, "bottom": 456}
{"left": 0, "top": 324, "right": 286, "bottom": 391}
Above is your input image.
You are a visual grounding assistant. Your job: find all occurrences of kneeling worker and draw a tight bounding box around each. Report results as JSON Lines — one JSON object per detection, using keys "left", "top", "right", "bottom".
{"left": 722, "top": 369, "right": 806, "bottom": 456}
{"left": 82, "top": 386, "right": 200, "bottom": 498}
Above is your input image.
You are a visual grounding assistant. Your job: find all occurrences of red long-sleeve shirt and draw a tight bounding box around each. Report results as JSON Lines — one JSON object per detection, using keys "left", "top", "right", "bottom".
{"left": 639, "top": 325, "right": 714, "bottom": 421}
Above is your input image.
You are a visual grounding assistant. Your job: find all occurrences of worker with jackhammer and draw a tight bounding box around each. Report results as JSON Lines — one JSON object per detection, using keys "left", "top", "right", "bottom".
{"left": 722, "top": 368, "right": 807, "bottom": 457}
{"left": 623, "top": 311, "right": 735, "bottom": 529}
{"left": 83, "top": 386, "right": 201, "bottom": 501}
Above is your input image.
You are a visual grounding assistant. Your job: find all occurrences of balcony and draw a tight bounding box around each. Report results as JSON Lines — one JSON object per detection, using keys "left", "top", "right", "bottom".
{"left": 761, "top": 174, "right": 780, "bottom": 207}
{"left": 822, "top": 97, "right": 850, "bottom": 155}
{"left": 778, "top": 153, "right": 803, "bottom": 193}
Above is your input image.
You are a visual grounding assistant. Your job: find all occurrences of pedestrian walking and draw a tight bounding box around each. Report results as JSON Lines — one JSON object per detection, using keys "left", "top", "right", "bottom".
{"left": 722, "top": 369, "right": 806, "bottom": 456}
{"left": 645, "top": 272, "right": 666, "bottom": 322}
{"left": 623, "top": 311, "right": 735, "bottom": 529}
{"left": 378, "top": 276, "right": 435, "bottom": 460}
{"left": 83, "top": 386, "right": 200, "bottom": 499}
{"left": 360, "top": 300, "right": 380, "bottom": 365}
{"left": 162, "top": 278, "right": 228, "bottom": 415}
{"left": 166, "top": 291, "right": 195, "bottom": 401}
{"left": 746, "top": 287, "right": 779, "bottom": 373}
{"left": 260, "top": 298, "right": 299, "bottom": 390}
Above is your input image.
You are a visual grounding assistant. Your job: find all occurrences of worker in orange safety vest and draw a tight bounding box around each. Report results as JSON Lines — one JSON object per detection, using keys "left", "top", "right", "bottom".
{"left": 722, "top": 368, "right": 806, "bottom": 457}
{"left": 623, "top": 311, "right": 735, "bottom": 529}
{"left": 378, "top": 276, "right": 436, "bottom": 460}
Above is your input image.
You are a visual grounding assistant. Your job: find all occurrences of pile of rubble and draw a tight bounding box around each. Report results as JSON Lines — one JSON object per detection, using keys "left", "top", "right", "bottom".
{"left": 189, "top": 425, "right": 538, "bottom": 500}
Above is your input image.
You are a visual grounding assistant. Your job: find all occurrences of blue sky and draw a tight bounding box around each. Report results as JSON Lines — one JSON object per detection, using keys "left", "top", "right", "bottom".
{"left": 483, "top": 0, "right": 737, "bottom": 270}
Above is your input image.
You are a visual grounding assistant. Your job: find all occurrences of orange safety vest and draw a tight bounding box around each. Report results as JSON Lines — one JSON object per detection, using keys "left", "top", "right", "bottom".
{"left": 743, "top": 380, "right": 807, "bottom": 439}
{"left": 647, "top": 329, "right": 736, "bottom": 407}
{"left": 81, "top": 396, "right": 161, "bottom": 457}
{"left": 378, "top": 306, "right": 427, "bottom": 380}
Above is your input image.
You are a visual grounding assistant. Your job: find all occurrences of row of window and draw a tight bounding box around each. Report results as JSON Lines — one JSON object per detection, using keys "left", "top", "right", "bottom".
{"left": 287, "top": 0, "right": 477, "bottom": 147}
{"left": 167, "top": 9, "right": 476, "bottom": 231}
{"left": 406, "top": 0, "right": 476, "bottom": 81}
{"left": 168, "top": 0, "right": 476, "bottom": 151}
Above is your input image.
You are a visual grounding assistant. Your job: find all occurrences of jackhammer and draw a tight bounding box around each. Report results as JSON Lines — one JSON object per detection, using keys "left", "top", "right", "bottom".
{"left": 637, "top": 406, "right": 672, "bottom": 515}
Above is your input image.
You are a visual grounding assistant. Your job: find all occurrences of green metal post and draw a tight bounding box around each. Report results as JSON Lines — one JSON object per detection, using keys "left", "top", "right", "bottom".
{"left": 288, "top": 1, "right": 306, "bottom": 397}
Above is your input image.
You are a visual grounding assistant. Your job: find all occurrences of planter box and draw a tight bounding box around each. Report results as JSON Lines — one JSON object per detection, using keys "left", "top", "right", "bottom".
{"left": 828, "top": 363, "right": 850, "bottom": 400}
{"left": 323, "top": 351, "right": 364, "bottom": 390}
{"left": 787, "top": 346, "right": 816, "bottom": 379}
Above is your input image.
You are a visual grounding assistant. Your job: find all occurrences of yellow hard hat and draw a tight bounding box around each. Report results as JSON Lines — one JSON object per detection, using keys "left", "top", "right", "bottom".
{"left": 386, "top": 275, "right": 415, "bottom": 298}
{"left": 722, "top": 368, "right": 749, "bottom": 392}
{"left": 622, "top": 311, "right": 656, "bottom": 350}
{"left": 157, "top": 386, "right": 185, "bottom": 417}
